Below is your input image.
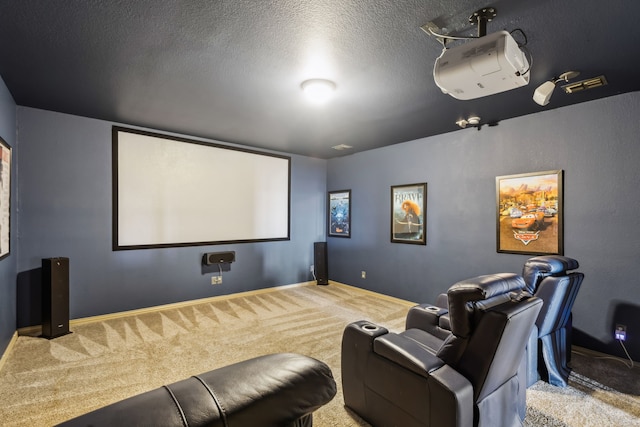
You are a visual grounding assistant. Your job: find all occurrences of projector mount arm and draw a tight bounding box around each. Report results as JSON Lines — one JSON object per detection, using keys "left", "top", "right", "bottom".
{"left": 421, "top": 6, "right": 497, "bottom": 47}
{"left": 469, "top": 7, "right": 497, "bottom": 38}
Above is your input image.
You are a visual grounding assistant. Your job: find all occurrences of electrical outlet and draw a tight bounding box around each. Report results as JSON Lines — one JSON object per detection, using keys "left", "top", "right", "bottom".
{"left": 310, "top": 265, "right": 314, "bottom": 273}
{"left": 361, "top": 271, "right": 366, "bottom": 279}
{"left": 211, "top": 276, "right": 222, "bottom": 285}
{"left": 615, "top": 324, "right": 627, "bottom": 341}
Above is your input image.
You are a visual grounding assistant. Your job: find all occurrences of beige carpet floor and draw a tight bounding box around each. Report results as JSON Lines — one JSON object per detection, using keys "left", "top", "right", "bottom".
{"left": 0, "top": 282, "right": 638, "bottom": 426}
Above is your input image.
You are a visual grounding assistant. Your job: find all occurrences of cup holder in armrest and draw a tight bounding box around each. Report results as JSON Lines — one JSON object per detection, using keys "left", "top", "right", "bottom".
{"left": 419, "top": 305, "right": 447, "bottom": 315}
{"left": 348, "top": 320, "right": 388, "bottom": 338}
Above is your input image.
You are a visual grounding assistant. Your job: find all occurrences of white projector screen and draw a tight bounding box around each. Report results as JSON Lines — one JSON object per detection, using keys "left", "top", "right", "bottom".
{"left": 113, "top": 127, "right": 290, "bottom": 250}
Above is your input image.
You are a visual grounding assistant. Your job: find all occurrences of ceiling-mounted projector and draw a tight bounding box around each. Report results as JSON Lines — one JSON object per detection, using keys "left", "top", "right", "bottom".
{"left": 433, "top": 30, "right": 529, "bottom": 100}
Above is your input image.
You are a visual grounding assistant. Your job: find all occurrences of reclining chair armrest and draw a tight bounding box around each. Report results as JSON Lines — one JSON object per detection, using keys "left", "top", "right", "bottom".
{"left": 374, "top": 333, "right": 445, "bottom": 377}
{"left": 525, "top": 324, "right": 540, "bottom": 387}
{"left": 429, "top": 365, "right": 475, "bottom": 427}
{"left": 373, "top": 334, "right": 474, "bottom": 427}
{"left": 341, "top": 321, "right": 390, "bottom": 416}
{"left": 343, "top": 320, "right": 389, "bottom": 349}
{"left": 406, "top": 304, "right": 451, "bottom": 340}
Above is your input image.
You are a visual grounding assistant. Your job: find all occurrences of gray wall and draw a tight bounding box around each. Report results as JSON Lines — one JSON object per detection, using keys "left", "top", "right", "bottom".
{"left": 0, "top": 77, "right": 16, "bottom": 355}
{"left": 327, "top": 91, "right": 640, "bottom": 360}
{"left": 16, "top": 107, "right": 326, "bottom": 323}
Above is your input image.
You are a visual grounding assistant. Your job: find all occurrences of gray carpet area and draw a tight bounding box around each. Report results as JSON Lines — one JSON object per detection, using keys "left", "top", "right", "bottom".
{"left": 0, "top": 282, "right": 638, "bottom": 426}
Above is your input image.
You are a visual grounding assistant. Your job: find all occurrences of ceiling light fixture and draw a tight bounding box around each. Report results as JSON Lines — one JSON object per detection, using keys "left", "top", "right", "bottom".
{"left": 301, "top": 79, "right": 336, "bottom": 104}
{"left": 533, "top": 71, "right": 580, "bottom": 106}
{"left": 457, "top": 116, "right": 481, "bottom": 128}
{"left": 467, "top": 116, "right": 481, "bottom": 126}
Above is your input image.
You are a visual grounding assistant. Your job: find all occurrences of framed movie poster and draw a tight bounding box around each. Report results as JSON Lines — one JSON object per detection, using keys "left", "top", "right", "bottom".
{"left": 328, "top": 190, "right": 351, "bottom": 237}
{"left": 496, "top": 170, "right": 563, "bottom": 255}
{"left": 0, "top": 136, "right": 11, "bottom": 260}
{"left": 391, "top": 183, "right": 426, "bottom": 245}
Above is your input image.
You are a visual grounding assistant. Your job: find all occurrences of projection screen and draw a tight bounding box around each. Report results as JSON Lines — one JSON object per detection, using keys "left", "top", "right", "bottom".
{"left": 113, "top": 127, "right": 290, "bottom": 250}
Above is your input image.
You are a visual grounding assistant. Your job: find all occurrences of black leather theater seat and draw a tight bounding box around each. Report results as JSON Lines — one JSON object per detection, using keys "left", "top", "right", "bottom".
{"left": 342, "top": 273, "right": 542, "bottom": 427}
{"left": 57, "top": 353, "right": 337, "bottom": 427}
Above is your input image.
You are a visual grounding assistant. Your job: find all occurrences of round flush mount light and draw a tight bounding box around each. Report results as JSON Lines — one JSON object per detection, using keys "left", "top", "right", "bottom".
{"left": 301, "top": 79, "right": 336, "bottom": 103}
{"left": 456, "top": 116, "right": 481, "bottom": 128}
{"left": 467, "top": 116, "right": 481, "bottom": 126}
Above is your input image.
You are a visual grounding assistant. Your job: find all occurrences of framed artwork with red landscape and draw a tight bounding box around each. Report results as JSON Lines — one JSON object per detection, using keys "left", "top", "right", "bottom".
{"left": 496, "top": 170, "right": 563, "bottom": 255}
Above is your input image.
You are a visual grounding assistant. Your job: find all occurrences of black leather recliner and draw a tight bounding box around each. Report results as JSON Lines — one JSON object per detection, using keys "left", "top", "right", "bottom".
{"left": 429, "top": 256, "right": 584, "bottom": 388}
{"left": 342, "top": 273, "right": 542, "bottom": 427}
{"left": 522, "top": 256, "right": 584, "bottom": 387}
{"left": 57, "top": 353, "right": 337, "bottom": 427}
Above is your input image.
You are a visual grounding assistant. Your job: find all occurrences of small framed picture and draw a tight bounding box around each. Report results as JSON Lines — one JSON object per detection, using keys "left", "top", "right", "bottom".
{"left": 328, "top": 190, "right": 351, "bottom": 238}
{"left": 391, "top": 183, "right": 426, "bottom": 245}
{"left": 496, "top": 170, "right": 563, "bottom": 255}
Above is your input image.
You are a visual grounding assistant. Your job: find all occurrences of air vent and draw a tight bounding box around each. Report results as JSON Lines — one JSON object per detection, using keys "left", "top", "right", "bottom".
{"left": 332, "top": 144, "right": 353, "bottom": 151}
{"left": 561, "top": 75, "right": 608, "bottom": 94}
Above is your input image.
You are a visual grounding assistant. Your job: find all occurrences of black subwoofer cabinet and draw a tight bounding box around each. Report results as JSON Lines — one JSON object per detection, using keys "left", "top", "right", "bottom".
{"left": 314, "top": 242, "right": 328, "bottom": 285}
{"left": 42, "top": 257, "right": 70, "bottom": 339}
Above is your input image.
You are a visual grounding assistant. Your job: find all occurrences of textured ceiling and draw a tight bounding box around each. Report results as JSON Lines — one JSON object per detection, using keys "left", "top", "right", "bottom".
{"left": 0, "top": 0, "right": 638, "bottom": 158}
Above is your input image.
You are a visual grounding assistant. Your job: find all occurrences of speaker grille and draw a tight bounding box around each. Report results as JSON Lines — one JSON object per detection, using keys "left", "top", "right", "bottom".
{"left": 203, "top": 251, "right": 235, "bottom": 265}
{"left": 314, "top": 242, "right": 328, "bottom": 285}
{"left": 42, "top": 257, "right": 70, "bottom": 339}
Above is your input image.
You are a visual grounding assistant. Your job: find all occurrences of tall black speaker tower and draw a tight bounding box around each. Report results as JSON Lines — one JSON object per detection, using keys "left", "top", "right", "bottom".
{"left": 314, "top": 242, "right": 329, "bottom": 285}
{"left": 42, "top": 257, "right": 70, "bottom": 339}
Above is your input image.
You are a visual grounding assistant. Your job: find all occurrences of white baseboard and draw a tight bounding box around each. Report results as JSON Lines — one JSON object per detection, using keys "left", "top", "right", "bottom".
{"left": 17, "top": 281, "right": 316, "bottom": 336}
{"left": 329, "top": 281, "right": 416, "bottom": 306}
{"left": 10, "top": 280, "right": 415, "bottom": 363}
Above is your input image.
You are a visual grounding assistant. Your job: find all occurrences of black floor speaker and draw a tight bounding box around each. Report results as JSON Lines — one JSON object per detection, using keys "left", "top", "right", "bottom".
{"left": 42, "top": 257, "right": 70, "bottom": 339}
{"left": 314, "top": 242, "right": 328, "bottom": 285}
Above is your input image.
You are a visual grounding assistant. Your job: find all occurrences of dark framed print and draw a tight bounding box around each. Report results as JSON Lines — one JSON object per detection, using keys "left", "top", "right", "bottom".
{"left": 328, "top": 190, "right": 351, "bottom": 237}
{"left": 391, "top": 183, "right": 426, "bottom": 244}
{"left": 496, "top": 170, "right": 563, "bottom": 255}
{"left": 0, "top": 136, "right": 11, "bottom": 259}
